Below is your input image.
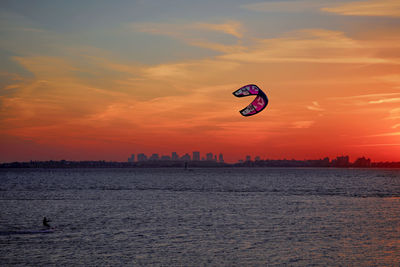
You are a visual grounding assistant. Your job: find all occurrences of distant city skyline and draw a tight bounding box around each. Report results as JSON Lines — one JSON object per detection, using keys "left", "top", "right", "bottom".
{"left": 3, "top": 154, "right": 399, "bottom": 169}
{"left": 0, "top": 145, "right": 392, "bottom": 164}
{"left": 128, "top": 151, "right": 225, "bottom": 163}
{"left": 0, "top": 148, "right": 391, "bottom": 164}
{"left": 125, "top": 151, "right": 366, "bottom": 165}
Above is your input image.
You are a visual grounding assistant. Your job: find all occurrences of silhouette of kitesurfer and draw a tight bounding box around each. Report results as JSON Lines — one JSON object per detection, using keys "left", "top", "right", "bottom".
{"left": 43, "top": 217, "right": 51, "bottom": 228}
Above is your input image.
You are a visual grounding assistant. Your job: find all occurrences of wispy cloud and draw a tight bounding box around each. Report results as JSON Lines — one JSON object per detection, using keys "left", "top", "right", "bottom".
{"left": 243, "top": 0, "right": 400, "bottom": 18}
{"left": 369, "top": 98, "right": 400, "bottom": 104}
{"left": 0, "top": 71, "right": 24, "bottom": 81}
{"left": 331, "top": 93, "right": 400, "bottom": 100}
{"left": 291, "top": 121, "right": 315, "bottom": 128}
{"left": 351, "top": 143, "right": 400, "bottom": 147}
{"left": 322, "top": 0, "right": 400, "bottom": 17}
{"left": 307, "top": 101, "right": 324, "bottom": 111}
{"left": 143, "top": 59, "right": 239, "bottom": 81}
{"left": 388, "top": 108, "right": 400, "bottom": 120}
{"left": 368, "top": 132, "right": 400, "bottom": 137}
{"left": 130, "top": 20, "right": 244, "bottom": 52}
{"left": 242, "top": 0, "right": 328, "bottom": 13}
{"left": 132, "top": 21, "right": 400, "bottom": 66}
{"left": 187, "top": 40, "right": 245, "bottom": 53}
{"left": 219, "top": 29, "right": 400, "bottom": 65}
{"left": 131, "top": 22, "right": 184, "bottom": 38}
{"left": 192, "top": 20, "right": 243, "bottom": 38}
{"left": 374, "top": 74, "right": 400, "bottom": 85}
{"left": 18, "top": 27, "right": 47, "bottom": 33}
{"left": 329, "top": 93, "right": 400, "bottom": 106}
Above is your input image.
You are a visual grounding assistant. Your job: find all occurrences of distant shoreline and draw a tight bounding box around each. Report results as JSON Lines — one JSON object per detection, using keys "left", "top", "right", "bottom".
{"left": 1, "top": 160, "right": 399, "bottom": 169}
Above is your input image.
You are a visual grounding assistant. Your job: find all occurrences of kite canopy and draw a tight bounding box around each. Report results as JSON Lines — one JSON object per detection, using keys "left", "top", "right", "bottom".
{"left": 233, "top": 84, "right": 268, "bottom": 116}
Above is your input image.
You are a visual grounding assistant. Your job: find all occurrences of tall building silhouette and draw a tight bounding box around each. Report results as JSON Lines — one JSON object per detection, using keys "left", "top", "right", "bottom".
{"left": 218, "top": 153, "right": 224, "bottom": 163}
{"left": 206, "top": 152, "right": 213, "bottom": 161}
{"left": 171, "top": 152, "right": 179, "bottom": 161}
{"left": 192, "top": 151, "right": 200, "bottom": 161}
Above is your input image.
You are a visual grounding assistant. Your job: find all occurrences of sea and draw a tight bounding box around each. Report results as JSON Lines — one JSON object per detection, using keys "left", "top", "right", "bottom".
{"left": 0, "top": 167, "right": 399, "bottom": 266}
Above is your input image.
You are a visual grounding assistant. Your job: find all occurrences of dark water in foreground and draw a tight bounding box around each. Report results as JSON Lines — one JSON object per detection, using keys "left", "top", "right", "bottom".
{"left": 0, "top": 168, "right": 399, "bottom": 266}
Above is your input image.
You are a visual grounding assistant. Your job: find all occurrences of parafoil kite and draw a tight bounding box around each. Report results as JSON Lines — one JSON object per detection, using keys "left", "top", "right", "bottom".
{"left": 233, "top": 84, "right": 268, "bottom": 116}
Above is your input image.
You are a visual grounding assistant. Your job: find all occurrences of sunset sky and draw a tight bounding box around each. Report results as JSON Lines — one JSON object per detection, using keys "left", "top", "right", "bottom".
{"left": 1, "top": 0, "right": 400, "bottom": 163}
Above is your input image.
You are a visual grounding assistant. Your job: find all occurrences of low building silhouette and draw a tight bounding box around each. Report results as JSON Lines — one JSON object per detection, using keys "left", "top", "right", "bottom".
{"left": 353, "top": 157, "right": 371, "bottom": 167}
{"left": 137, "top": 153, "right": 147, "bottom": 162}
{"left": 219, "top": 153, "right": 224, "bottom": 163}
{"left": 128, "top": 154, "right": 135, "bottom": 162}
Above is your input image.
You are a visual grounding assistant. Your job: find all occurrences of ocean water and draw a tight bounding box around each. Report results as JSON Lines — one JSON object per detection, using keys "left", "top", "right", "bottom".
{"left": 0, "top": 167, "right": 399, "bottom": 266}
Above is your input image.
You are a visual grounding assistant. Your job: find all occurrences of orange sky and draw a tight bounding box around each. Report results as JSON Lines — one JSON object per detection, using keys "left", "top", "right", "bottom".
{"left": 1, "top": 0, "right": 400, "bottom": 162}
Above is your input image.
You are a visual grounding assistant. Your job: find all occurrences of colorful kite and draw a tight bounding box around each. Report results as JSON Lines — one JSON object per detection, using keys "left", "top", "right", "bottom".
{"left": 233, "top": 84, "right": 268, "bottom": 116}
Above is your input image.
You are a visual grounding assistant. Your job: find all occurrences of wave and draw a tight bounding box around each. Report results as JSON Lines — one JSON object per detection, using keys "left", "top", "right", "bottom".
{"left": 0, "top": 229, "right": 54, "bottom": 235}
{"left": 1, "top": 187, "right": 398, "bottom": 198}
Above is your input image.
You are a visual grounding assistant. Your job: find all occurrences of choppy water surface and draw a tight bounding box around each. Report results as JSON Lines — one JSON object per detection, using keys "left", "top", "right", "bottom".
{"left": 0, "top": 168, "right": 399, "bottom": 266}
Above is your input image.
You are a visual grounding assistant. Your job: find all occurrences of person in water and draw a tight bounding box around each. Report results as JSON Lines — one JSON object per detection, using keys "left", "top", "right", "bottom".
{"left": 43, "top": 217, "right": 51, "bottom": 228}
